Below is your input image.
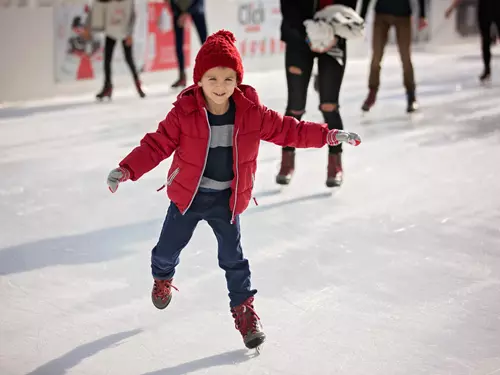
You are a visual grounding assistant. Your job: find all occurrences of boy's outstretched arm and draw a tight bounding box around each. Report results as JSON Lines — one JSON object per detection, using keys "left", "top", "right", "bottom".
{"left": 259, "top": 105, "right": 361, "bottom": 148}
{"left": 107, "top": 109, "right": 181, "bottom": 192}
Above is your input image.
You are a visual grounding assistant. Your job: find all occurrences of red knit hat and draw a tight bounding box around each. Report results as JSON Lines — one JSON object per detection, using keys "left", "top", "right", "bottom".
{"left": 193, "top": 30, "right": 244, "bottom": 84}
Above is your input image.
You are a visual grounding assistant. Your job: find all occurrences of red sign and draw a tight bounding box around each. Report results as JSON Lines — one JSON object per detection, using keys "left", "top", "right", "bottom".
{"left": 144, "top": 2, "right": 191, "bottom": 72}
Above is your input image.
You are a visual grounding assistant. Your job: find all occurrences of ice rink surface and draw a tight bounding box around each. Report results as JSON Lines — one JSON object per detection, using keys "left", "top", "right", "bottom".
{"left": 1, "top": 45, "right": 500, "bottom": 375}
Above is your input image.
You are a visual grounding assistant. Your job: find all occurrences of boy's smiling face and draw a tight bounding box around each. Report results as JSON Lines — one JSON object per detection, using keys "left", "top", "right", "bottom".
{"left": 198, "top": 67, "right": 238, "bottom": 106}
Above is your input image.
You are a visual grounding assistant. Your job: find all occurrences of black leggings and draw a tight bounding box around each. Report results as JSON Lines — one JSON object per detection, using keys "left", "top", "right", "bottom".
{"left": 284, "top": 40, "right": 346, "bottom": 154}
{"left": 173, "top": 11, "right": 208, "bottom": 74}
{"left": 478, "top": 1, "right": 500, "bottom": 72}
{"left": 103, "top": 36, "right": 140, "bottom": 86}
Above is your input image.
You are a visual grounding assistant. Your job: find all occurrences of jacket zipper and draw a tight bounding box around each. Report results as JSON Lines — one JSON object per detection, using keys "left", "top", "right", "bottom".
{"left": 182, "top": 109, "right": 212, "bottom": 215}
{"left": 167, "top": 167, "right": 180, "bottom": 186}
{"left": 231, "top": 128, "right": 240, "bottom": 223}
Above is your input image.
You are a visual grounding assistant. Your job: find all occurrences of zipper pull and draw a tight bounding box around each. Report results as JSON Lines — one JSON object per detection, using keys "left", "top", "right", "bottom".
{"left": 156, "top": 184, "right": 166, "bottom": 192}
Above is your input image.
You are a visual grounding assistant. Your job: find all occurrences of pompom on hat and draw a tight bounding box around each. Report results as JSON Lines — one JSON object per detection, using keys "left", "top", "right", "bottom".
{"left": 193, "top": 30, "right": 244, "bottom": 84}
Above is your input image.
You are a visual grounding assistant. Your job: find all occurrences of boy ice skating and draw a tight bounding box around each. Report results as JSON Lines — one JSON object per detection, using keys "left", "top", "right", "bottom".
{"left": 106, "top": 30, "right": 361, "bottom": 350}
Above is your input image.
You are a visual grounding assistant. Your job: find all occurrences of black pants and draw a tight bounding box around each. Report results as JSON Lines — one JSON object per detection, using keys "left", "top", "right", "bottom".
{"left": 478, "top": 1, "right": 500, "bottom": 72}
{"left": 173, "top": 10, "right": 208, "bottom": 75}
{"left": 284, "top": 40, "right": 346, "bottom": 154}
{"left": 103, "top": 36, "right": 140, "bottom": 86}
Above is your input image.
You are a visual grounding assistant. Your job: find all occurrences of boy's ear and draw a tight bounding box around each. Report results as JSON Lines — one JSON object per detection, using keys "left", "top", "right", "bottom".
{"left": 197, "top": 81, "right": 202, "bottom": 87}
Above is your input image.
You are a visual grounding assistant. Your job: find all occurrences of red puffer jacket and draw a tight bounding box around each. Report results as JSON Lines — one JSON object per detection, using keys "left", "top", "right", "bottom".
{"left": 119, "top": 84, "right": 328, "bottom": 221}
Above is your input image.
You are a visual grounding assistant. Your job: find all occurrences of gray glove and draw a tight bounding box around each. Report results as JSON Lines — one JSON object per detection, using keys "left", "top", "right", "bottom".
{"left": 327, "top": 129, "right": 362, "bottom": 146}
{"left": 107, "top": 167, "right": 130, "bottom": 193}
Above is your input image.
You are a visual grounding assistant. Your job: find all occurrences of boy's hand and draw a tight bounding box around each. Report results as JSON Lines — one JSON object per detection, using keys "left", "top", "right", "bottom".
{"left": 327, "top": 129, "right": 361, "bottom": 146}
{"left": 107, "top": 167, "right": 131, "bottom": 193}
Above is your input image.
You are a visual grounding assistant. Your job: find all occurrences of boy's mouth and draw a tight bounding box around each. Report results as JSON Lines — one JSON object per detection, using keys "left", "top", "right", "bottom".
{"left": 214, "top": 93, "right": 225, "bottom": 97}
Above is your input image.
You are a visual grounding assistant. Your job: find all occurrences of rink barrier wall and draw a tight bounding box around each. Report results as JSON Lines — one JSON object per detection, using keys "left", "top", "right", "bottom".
{"left": 0, "top": 0, "right": 481, "bottom": 103}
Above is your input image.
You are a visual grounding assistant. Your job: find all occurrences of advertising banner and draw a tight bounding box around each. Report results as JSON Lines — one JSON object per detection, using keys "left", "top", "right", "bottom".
{"left": 234, "top": 0, "right": 284, "bottom": 59}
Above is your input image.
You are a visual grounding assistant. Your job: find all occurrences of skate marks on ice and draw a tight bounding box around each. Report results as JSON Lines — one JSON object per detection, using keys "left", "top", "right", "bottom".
{"left": 26, "top": 329, "right": 142, "bottom": 375}
{"left": 141, "top": 349, "right": 257, "bottom": 375}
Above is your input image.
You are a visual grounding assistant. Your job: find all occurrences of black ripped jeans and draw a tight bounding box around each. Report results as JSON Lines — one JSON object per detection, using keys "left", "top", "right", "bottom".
{"left": 478, "top": 1, "right": 500, "bottom": 74}
{"left": 284, "top": 39, "right": 346, "bottom": 154}
{"left": 103, "top": 36, "right": 140, "bottom": 87}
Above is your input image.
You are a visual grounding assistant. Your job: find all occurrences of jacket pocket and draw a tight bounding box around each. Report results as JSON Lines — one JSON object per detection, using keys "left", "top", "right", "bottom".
{"left": 167, "top": 167, "right": 180, "bottom": 186}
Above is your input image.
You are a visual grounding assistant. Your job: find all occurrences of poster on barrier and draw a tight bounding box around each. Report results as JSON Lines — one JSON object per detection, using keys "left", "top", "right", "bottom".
{"left": 54, "top": 2, "right": 147, "bottom": 82}
{"left": 143, "top": 1, "right": 190, "bottom": 72}
{"left": 234, "top": 0, "right": 284, "bottom": 59}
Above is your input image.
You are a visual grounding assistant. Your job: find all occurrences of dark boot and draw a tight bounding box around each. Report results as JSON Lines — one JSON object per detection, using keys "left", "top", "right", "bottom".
{"left": 479, "top": 69, "right": 491, "bottom": 83}
{"left": 96, "top": 84, "right": 112, "bottom": 100}
{"left": 361, "top": 89, "right": 377, "bottom": 112}
{"left": 171, "top": 72, "right": 186, "bottom": 88}
{"left": 276, "top": 149, "right": 295, "bottom": 185}
{"left": 406, "top": 90, "right": 419, "bottom": 113}
{"left": 231, "top": 297, "right": 266, "bottom": 349}
{"left": 135, "top": 79, "right": 146, "bottom": 98}
{"left": 326, "top": 153, "right": 343, "bottom": 188}
{"left": 151, "top": 278, "right": 178, "bottom": 309}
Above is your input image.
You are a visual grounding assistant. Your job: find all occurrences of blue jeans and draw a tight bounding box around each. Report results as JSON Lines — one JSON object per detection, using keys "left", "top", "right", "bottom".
{"left": 151, "top": 189, "right": 256, "bottom": 307}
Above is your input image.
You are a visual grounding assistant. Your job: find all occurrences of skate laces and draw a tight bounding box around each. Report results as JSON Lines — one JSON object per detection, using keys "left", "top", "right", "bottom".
{"left": 153, "top": 279, "right": 178, "bottom": 301}
{"left": 231, "top": 297, "right": 260, "bottom": 335}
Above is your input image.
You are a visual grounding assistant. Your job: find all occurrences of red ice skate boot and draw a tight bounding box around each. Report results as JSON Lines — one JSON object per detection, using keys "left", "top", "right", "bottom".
{"left": 275, "top": 149, "right": 295, "bottom": 185}
{"left": 231, "top": 297, "right": 266, "bottom": 349}
{"left": 171, "top": 72, "right": 187, "bottom": 88}
{"left": 96, "top": 84, "right": 112, "bottom": 100}
{"left": 151, "top": 278, "right": 178, "bottom": 309}
{"left": 135, "top": 79, "right": 146, "bottom": 98}
{"left": 361, "top": 88, "right": 377, "bottom": 112}
{"left": 326, "top": 153, "right": 343, "bottom": 187}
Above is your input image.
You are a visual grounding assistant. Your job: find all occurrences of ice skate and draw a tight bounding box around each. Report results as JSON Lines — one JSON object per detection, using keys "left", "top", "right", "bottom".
{"left": 406, "top": 90, "right": 419, "bottom": 113}
{"left": 361, "top": 89, "right": 377, "bottom": 112}
{"left": 151, "top": 278, "right": 178, "bottom": 309}
{"left": 276, "top": 149, "right": 295, "bottom": 185}
{"left": 231, "top": 297, "right": 266, "bottom": 350}
{"left": 96, "top": 84, "right": 113, "bottom": 101}
{"left": 479, "top": 69, "right": 491, "bottom": 85}
{"left": 171, "top": 73, "right": 187, "bottom": 88}
{"left": 326, "top": 153, "right": 343, "bottom": 187}
{"left": 135, "top": 79, "right": 146, "bottom": 98}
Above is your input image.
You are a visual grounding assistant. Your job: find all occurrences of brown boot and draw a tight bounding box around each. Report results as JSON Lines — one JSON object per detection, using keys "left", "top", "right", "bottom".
{"left": 326, "top": 153, "right": 343, "bottom": 187}
{"left": 276, "top": 149, "right": 295, "bottom": 185}
{"left": 361, "top": 89, "right": 377, "bottom": 112}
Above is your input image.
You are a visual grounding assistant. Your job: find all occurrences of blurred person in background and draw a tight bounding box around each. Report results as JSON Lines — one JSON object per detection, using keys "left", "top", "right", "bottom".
{"left": 445, "top": 0, "right": 500, "bottom": 83}
{"left": 85, "top": 0, "right": 145, "bottom": 100}
{"left": 166, "top": 0, "right": 208, "bottom": 88}
{"left": 360, "top": 0, "right": 427, "bottom": 113}
{"left": 276, "top": 0, "right": 363, "bottom": 188}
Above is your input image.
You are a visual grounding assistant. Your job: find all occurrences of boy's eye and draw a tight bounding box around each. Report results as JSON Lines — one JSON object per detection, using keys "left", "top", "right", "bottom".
{"left": 209, "top": 78, "right": 216, "bottom": 81}
{"left": 225, "top": 78, "right": 234, "bottom": 81}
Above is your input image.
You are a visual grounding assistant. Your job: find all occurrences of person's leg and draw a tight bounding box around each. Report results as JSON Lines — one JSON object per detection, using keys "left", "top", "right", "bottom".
{"left": 190, "top": 10, "right": 208, "bottom": 44}
{"left": 394, "top": 16, "right": 418, "bottom": 112}
{"left": 362, "top": 13, "right": 391, "bottom": 111}
{"left": 478, "top": 5, "right": 493, "bottom": 81}
{"left": 150, "top": 201, "right": 200, "bottom": 308}
{"left": 121, "top": 39, "right": 145, "bottom": 97}
{"left": 204, "top": 190, "right": 264, "bottom": 349}
{"left": 172, "top": 11, "right": 187, "bottom": 87}
{"left": 96, "top": 36, "right": 117, "bottom": 99}
{"left": 276, "top": 41, "right": 315, "bottom": 185}
{"left": 317, "top": 40, "right": 346, "bottom": 187}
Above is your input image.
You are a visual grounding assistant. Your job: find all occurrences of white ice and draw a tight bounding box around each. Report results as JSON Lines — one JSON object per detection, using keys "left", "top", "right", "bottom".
{"left": 1, "top": 44, "right": 500, "bottom": 375}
